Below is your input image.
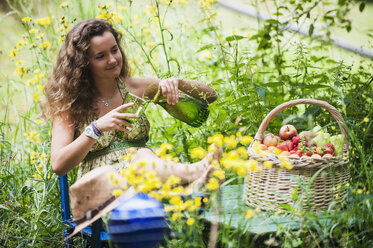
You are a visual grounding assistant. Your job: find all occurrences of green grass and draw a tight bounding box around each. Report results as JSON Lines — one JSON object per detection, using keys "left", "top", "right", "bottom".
{"left": 0, "top": 0, "right": 372, "bottom": 247}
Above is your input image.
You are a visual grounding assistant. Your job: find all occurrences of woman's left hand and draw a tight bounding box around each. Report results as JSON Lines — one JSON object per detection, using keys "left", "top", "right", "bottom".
{"left": 159, "top": 78, "right": 179, "bottom": 105}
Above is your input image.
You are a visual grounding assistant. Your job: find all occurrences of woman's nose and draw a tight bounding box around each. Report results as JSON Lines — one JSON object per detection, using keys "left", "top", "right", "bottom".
{"left": 108, "top": 54, "right": 116, "bottom": 64}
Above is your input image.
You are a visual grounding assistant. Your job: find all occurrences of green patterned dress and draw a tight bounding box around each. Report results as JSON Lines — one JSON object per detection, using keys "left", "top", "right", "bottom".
{"left": 75, "top": 82, "right": 150, "bottom": 179}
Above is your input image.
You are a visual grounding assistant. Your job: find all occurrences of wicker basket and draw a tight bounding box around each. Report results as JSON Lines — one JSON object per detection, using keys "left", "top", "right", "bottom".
{"left": 245, "top": 99, "right": 350, "bottom": 211}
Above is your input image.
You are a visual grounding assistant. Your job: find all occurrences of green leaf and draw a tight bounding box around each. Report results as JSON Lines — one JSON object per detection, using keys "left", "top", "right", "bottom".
{"left": 225, "top": 35, "right": 245, "bottom": 42}
{"left": 292, "top": 186, "right": 299, "bottom": 201}
{"left": 253, "top": 83, "right": 268, "bottom": 103}
{"left": 0, "top": 204, "right": 9, "bottom": 211}
{"left": 265, "top": 19, "right": 281, "bottom": 25}
{"left": 308, "top": 24, "right": 314, "bottom": 36}
{"left": 195, "top": 44, "right": 213, "bottom": 53}
{"left": 359, "top": 2, "right": 365, "bottom": 12}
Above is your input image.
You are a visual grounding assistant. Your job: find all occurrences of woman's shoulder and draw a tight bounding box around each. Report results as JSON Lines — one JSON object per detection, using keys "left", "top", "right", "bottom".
{"left": 121, "top": 76, "right": 160, "bottom": 96}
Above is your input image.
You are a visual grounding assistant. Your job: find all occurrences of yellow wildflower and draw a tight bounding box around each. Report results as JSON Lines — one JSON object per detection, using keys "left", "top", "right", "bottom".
{"left": 170, "top": 195, "right": 182, "bottom": 206}
{"left": 363, "top": 117, "right": 369, "bottom": 123}
{"left": 166, "top": 175, "right": 181, "bottom": 186}
{"left": 195, "top": 197, "right": 202, "bottom": 208}
{"left": 164, "top": 205, "right": 174, "bottom": 212}
{"left": 280, "top": 158, "right": 293, "bottom": 170}
{"left": 191, "top": 147, "right": 207, "bottom": 159}
{"left": 246, "top": 159, "right": 258, "bottom": 171}
{"left": 40, "top": 42, "right": 51, "bottom": 49}
{"left": 207, "top": 133, "right": 223, "bottom": 147}
{"left": 186, "top": 218, "right": 195, "bottom": 226}
{"left": 335, "top": 194, "right": 339, "bottom": 200}
{"left": 227, "top": 150, "right": 239, "bottom": 160}
{"left": 16, "top": 60, "right": 23, "bottom": 66}
{"left": 237, "top": 146, "right": 248, "bottom": 158}
{"left": 29, "top": 29, "right": 39, "bottom": 34}
{"left": 35, "top": 17, "right": 51, "bottom": 26}
{"left": 60, "top": 2, "right": 69, "bottom": 8}
{"left": 156, "top": 143, "right": 173, "bottom": 156}
{"left": 224, "top": 135, "right": 238, "bottom": 148}
{"left": 22, "top": 17, "right": 32, "bottom": 22}
{"left": 213, "top": 169, "right": 225, "bottom": 180}
{"left": 10, "top": 49, "right": 17, "bottom": 58}
{"left": 206, "top": 177, "right": 219, "bottom": 191}
{"left": 16, "top": 40, "right": 27, "bottom": 48}
{"left": 172, "top": 212, "right": 181, "bottom": 221}
{"left": 357, "top": 189, "right": 363, "bottom": 194}
{"left": 112, "top": 189, "right": 123, "bottom": 198}
{"left": 240, "top": 136, "right": 253, "bottom": 145}
{"left": 245, "top": 210, "right": 254, "bottom": 219}
{"left": 236, "top": 166, "right": 247, "bottom": 176}
{"left": 263, "top": 161, "right": 273, "bottom": 168}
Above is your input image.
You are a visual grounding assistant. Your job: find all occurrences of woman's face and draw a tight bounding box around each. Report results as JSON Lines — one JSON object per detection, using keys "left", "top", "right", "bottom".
{"left": 87, "top": 31, "right": 123, "bottom": 82}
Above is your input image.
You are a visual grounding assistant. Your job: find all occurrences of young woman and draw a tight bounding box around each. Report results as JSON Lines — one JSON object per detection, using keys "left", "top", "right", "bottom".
{"left": 44, "top": 18, "right": 219, "bottom": 185}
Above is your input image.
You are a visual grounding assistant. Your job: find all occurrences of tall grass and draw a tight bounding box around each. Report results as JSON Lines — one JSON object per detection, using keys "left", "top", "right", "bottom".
{"left": 0, "top": 0, "right": 372, "bottom": 247}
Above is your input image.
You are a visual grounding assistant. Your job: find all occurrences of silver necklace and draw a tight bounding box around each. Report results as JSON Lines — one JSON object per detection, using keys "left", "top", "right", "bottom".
{"left": 97, "top": 84, "right": 117, "bottom": 107}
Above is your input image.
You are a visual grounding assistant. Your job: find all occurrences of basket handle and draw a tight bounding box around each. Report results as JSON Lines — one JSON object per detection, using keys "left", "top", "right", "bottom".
{"left": 254, "top": 99, "right": 348, "bottom": 142}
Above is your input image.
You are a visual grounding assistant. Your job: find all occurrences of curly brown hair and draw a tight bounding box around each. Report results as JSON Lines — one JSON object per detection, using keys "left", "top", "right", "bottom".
{"left": 43, "top": 18, "right": 130, "bottom": 128}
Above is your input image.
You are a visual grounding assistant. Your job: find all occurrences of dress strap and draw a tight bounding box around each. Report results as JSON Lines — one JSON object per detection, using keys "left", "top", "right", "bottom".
{"left": 83, "top": 138, "right": 147, "bottom": 162}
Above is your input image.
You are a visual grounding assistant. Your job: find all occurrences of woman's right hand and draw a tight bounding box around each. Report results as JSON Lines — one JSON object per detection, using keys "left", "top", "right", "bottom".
{"left": 95, "top": 103, "right": 138, "bottom": 132}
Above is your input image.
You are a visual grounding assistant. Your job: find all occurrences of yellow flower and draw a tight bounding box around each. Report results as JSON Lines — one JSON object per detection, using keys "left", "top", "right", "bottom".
{"left": 60, "top": 2, "right": 69, "bottom": 8}
{"left": 236, "top": 166, "right": 247, "bottom": 176}
{"left": 112, "top": 189, "right": 123, "bottom": 198}
{"left": 213, "top": 169, "right": 225, "bottom": 180}
{"left": 172, "top": 212, "right": 181, "bottom": 221}
{"left": 331, "top": 126, "right": 336, "bottom": 130}
{"left": 29, "top": 29, "right": 39, "bottom": 34}
{"left": 206, "top": 177, "right": 219, "bottom": 191}
{"left": 236, "top": 131, "right": 242, "bottom": 137}
{"left": 190, "top": 147, "right": 207, "bottom": 159}
{"left": 16, "top": 60, "right": 23, "bottom": 66}
{"left": 263, "top": 161, "right": 273, "bottom": 168}
{"left": 155, "top": 143, "right": 173, "bottom": 156}
{"left": 337, "top": 185, "right": 341, "bottom": 189}
{"left": 345, "top": 183, "right": 350, "bottom": 187}
{"left": 237, "top": 146, "right": 248, "bottom": 158}
{"left": 22, "top": 17, "right": 32, "bottom": 22}
{"left": 16, "top": 40, "right": 27, "bottom": 48}
{"left": 166, "top": 175, "right": 181, "bottom": 186}
{"left": 35, "top": 17, "right": 51, "bottom": 26}
{"left": 245, "top": 210, "right": 254, "bottom": 219}
{"left": 357, "top": 189, "right": 363, "bottom": 194}
{"left": 335, "top": 194, "right": 339, "bottom": 200}
{"left": 224, "top": 135, "right": 238, "bottom": 148}
{"left": 164, "top": 205, "right": 174, "bottom": 212}
{"left": 10, "top": 49, "right": 17, "bottom": 58}
{"left": 186, "top": 218, "right": 195, "bottom": 226}
{"left": 170, "top": 195, "right": 182, "bottom": 206}
{"left": 240, "top": 136, "right": 253, "bottom": 145}
{"left": 40, "top": 42, "right": 51, "bottom": 49}
{"left": 280, "top": 158, "right": 293, "bottom": 170}
{"left": 363, "top": 117, "right": 369, "bottom": 123}
{"left": 207, "top": 133, "right": 223, "bottom": 147}
{"left": 246, "top": 159, "right": 258, "bottom": 171}
{"left": 195, "top": 197, "right": 202, "bottom": 208}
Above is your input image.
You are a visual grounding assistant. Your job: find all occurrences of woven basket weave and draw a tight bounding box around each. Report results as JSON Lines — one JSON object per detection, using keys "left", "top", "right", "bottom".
{"left": 245, "top": 99, "right": 350, "bottom": 211}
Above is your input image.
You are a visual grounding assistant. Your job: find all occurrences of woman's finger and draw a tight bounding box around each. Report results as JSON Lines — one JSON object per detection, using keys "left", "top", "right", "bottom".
{"left": 116, "top": 102, "right": 135, "bottom": 112}
{"left": 116, "top": 113, "right": 138, "bottom": 120}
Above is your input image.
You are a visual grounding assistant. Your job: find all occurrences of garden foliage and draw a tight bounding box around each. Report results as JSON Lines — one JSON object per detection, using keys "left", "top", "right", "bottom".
{"left": 0, "top": 0, "right": 372, "bottom": 247}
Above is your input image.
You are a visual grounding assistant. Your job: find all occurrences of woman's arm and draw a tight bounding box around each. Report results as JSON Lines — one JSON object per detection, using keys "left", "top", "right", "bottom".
{"left": 125, "top": 77, "right": 218, "bottom": 105}
{"left": 51, "top": 103, "right": 138, "bottom": 177}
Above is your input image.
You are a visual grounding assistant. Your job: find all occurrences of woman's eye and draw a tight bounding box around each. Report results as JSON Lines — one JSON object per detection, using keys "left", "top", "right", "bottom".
{"left": 112, "top": 48, "right": 118, "bottom": 53}
{"left": 96, "top": 55, "right": 104, "bottom": 59}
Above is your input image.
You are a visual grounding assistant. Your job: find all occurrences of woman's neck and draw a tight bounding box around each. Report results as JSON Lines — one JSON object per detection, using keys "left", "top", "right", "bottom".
{"left": 94, "top": 78, "right": 118, "bottom": 98}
